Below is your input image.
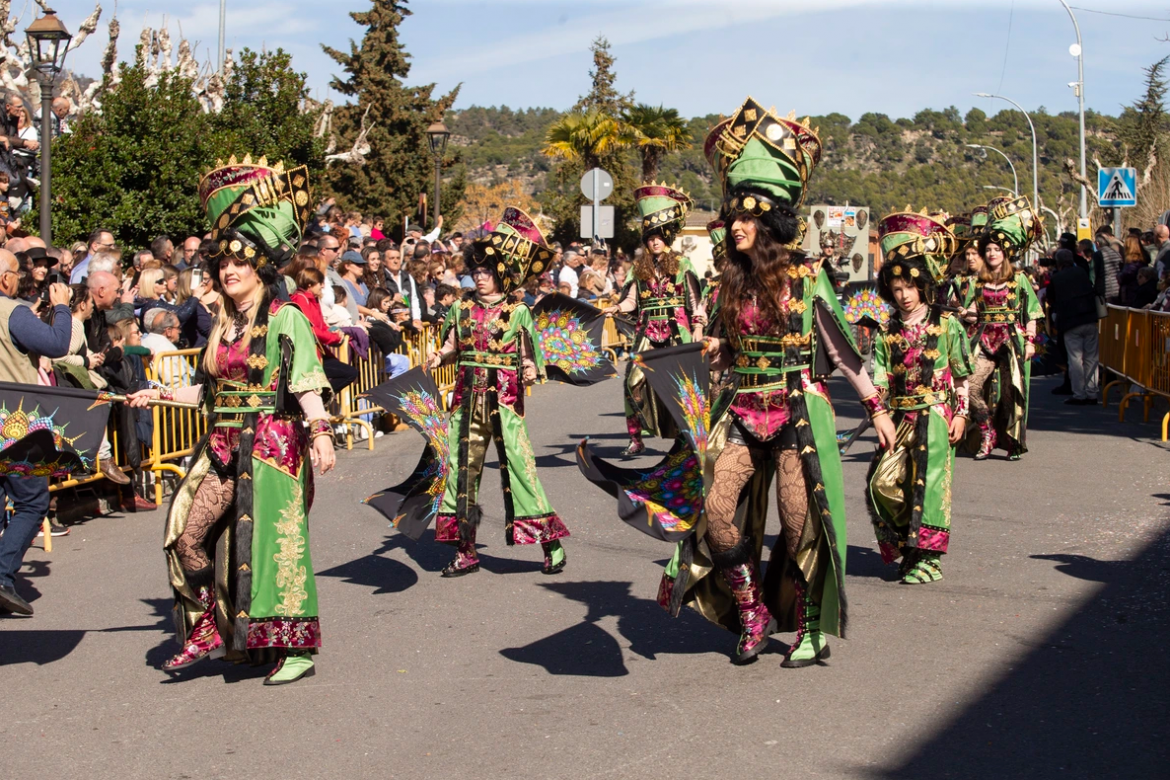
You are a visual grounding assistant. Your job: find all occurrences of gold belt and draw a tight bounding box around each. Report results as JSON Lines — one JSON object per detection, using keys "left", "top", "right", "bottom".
{"left": 889, "top": 390, "right": 949, "bottom": 410}
{"left": 978, "top": 310, "right": 1018, "bottom": 324}
{"left": 643, "top": 297, "right": 684, "bottom": 311}
{"left": 212, "top": 381, "right": 276, "bottom": 428}
{"left": 458, "top": 350, "right": 518, "bottom": 369}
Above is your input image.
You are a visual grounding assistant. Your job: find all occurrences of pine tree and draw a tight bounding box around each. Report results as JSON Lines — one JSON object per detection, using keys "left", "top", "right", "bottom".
{"left": 572, "top": 36, "right": 634, "bottom": 115}
{"left": 1119, "top": 55, "right": 1170, "bottom": 166}
{"left": 322, "top": 0, "right": 463, "bottom": 235}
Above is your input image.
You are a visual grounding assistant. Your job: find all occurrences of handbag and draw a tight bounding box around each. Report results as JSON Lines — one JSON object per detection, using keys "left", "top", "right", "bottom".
{"left": 1095, "top": 294, "right": 1108, "bottom": 319}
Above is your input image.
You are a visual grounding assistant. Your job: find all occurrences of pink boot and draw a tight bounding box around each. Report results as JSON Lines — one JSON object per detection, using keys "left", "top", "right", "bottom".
{"left": 974, "top": 422, "right": 996, "bottom": 460}
{"left": 164, "top": 586, "right": 225, "bottom": 671}
{"left": 712, "top": 537, "right": 774, "bottom": 664}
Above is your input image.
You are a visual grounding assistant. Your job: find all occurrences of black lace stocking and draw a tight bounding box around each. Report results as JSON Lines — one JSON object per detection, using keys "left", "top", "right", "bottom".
{"left": 175, "top": 472, "right": 236, "bottom": 571}
{"left": 705, "top": 443, "right": 755, "bottom": 554}
{"left": 775, "top": 450, "right": 808, "bottom": 559}
{"left": 968, "top": 355, "right": 996, "bottom": 423}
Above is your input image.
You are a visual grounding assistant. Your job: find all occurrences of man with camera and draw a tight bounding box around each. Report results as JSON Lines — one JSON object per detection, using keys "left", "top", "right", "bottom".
{"left": 0, "top": 248, "right": 72, "bottom": 615}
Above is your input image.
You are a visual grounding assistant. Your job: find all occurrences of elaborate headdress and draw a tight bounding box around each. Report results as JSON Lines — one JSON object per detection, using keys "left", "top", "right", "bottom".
{"left": 467, "top": 207, "right": 555, "bottom": 294}
{"left": 634, "top": 183, "right": 692, "bottom": 245}
{"left": 944, "top": 213, "right": 974, "bottom": 256}
{"left": 707, "top": 219, "right": 728, "bottom": 266}
{"left": 877, "top": 209, "right": 958, "bottom": 297}
{"left": 978, "top": 195, "right": 1043, "bottom": 261}
{"left": 819, "top": 229, "right": 838, "bottom": 250}
{"left": 969, "top": 205, "right": 989, "bottom": 233}
{"left": 198, "top": 154, "right": 312, "bottom": 285}
{"left": 704, "top": 96, "right": 821, "bottom": 247}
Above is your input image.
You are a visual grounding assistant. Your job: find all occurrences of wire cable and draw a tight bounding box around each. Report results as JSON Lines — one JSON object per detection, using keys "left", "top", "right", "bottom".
{"left": 995, "top": 0, "right": 1015, "bottom": 97}
{"left": 1069, "top": 6, "right": 1170, "bottom": 22}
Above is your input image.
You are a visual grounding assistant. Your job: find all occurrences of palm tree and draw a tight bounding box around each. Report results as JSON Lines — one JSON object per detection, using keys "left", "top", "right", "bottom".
{"left": 621, "top": 104, "right": 692, "bottom": 182}
{"left": 542, "top": 109, "right": 624, "bottom": 171}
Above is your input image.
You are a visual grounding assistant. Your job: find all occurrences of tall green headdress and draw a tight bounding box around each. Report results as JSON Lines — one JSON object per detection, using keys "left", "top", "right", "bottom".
{"left": 878, "top": 210, "right": 958, "bottom": 287}
{"left": 979, "top": 195, "right": 1043, "bottom": 261}
{"left": 707, "top": 218, "right": 728, "bottom": 266}
{"left": 634, "top": 183, "right": 692, "bottom": 245}
{"left": 198, "top": 155, "right": 312, "bottom": 278}
{"left": 969, "top": 205, "right": 989, "bottom": 233}
{"left": 945, "top": 213, "right": 973, "bottom": 257}
{"left": 704, "top": 97, "right": 821, "bottom": 246}
{"left": 468, "top": 207, "right": 555, "bottom": 295}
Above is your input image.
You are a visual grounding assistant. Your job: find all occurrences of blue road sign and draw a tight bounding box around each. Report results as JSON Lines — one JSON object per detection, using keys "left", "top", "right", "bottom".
{"left": 1099, "top": 167, "right": 1137, "bottom": 208}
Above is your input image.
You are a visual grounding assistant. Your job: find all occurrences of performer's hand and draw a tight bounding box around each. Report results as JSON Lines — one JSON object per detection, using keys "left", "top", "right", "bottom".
{"left": 1025, "top": 343, "right": 1036, "bottom": 360}
{"left": 873, "top": 413, "right": 897, "bottom": 450}
{"left": 961, "top": 307, "right": 977, "bottom": 324}
{"left": 602, "top": 305, "right": 618, "bottom": 316}
{"left": 126, "top": 389, "right": 159, "bottom": 408}
{"left": 48, "top": 282, "right": 71, "bottom": 308}
{"left": 426, "top": 352, "right": 442, "bottom": 371}
{"left": 948, "top": 415, "right": 967, "bottom": 445}
{"left": 522, "top": 365, "right": 537, "bottom": 386}
{"left": 703, "top": 336, "right": 721, "bottom": 357}
{"left": 311, "top": 433, "right": 335, "bottom": 475}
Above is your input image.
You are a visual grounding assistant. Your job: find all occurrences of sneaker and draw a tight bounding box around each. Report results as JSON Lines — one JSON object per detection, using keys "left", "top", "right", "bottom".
{"left": 36, "top": 521, "right": 70, "bottom": 538}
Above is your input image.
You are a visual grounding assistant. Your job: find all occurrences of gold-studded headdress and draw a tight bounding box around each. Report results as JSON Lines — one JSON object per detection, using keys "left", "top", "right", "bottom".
{"left": 469, "top": 207, "right": 555, "bottom": 295}
{"left": 634, "top": 183, "right": 692, "bottom": 245}
{"left": 198, "top": 154, "right": 312, "bottom": 270}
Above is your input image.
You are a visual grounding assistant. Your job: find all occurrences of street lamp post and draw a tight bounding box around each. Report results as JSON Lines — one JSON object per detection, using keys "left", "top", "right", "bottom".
{"left": 25, "top": 8, "right": 72, "bottom": 246}
{"left": 974, "top": 93, "right": 1038, "bottom": 217}
{"left": 426, "top": 120, "right": 450, "bottom": 231}
{"left": 1059, "top": 0, "right": 1088, "bottom": 219}
{"left": 967, "top": 143, "right": 1018, "bottom": 196}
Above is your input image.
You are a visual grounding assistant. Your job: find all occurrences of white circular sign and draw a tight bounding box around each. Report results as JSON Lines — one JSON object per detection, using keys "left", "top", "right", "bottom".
{"left": 1069, "top": 43, "right": 1081, "bottom": 57}
{"left": 580, "top": 168, "right": 614, "bottom": 201}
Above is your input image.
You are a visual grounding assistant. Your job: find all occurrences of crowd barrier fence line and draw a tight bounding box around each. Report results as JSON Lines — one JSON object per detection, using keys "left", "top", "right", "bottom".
{"left": 1099, "top": 305, "right": 1170, "bottom": 441}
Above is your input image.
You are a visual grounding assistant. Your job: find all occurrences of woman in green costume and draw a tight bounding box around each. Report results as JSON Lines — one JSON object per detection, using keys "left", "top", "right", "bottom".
{"left": 659, "top": 98, "right": 896, "bottom": 668}
{"left": 604, "top": 184, "right": 705, "bottom": 456}
{"left": 425, "top": 207, "right": 569, "bottom": 577}
{"left": 867, "top": 212, "right": 973, "bottom": 584}
{"left": 130, "top": 156, "right": 335, "bottom": 686}
{"left": 961, "top": 196, "right": 1043, "bottom": 460}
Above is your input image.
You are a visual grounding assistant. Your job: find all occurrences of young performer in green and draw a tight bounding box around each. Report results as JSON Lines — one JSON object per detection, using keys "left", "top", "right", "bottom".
{"left": 961, "top": 197, "right": 1043, "bottom": 460}
{"left": 426, "top": 208, "right": 569, "bottom": 576}
{"left": 867, "top": 212, "right": 973, "bottom": 584}
{"left": 130, "top": 155, "right": 334, "bottom": 686}
{"left": 604, "top": 184, "right": 705, "bottom": 455}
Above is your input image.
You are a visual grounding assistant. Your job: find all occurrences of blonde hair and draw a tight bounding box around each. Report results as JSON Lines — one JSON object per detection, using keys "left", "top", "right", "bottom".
{"left": 203, "top": 275, "right": 267, "bottom": 378}
{"left": 137, "top": 268, "right": 164, "bottom": 299}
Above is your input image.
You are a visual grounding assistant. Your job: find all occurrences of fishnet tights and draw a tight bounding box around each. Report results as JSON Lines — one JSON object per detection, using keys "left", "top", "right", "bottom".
{"left": 705, "top": 442, "right": 809, "bottom": 559}
{"left": 968, "top": 354, "right": 997, "bottom": 422}
{"left": 175, "top": 472, "right": 236, "bottom": 571}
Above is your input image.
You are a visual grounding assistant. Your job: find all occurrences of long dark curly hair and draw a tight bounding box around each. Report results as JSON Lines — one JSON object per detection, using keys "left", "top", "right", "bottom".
{"left": 718, "top": 214, "right": 796, "bottom": 336}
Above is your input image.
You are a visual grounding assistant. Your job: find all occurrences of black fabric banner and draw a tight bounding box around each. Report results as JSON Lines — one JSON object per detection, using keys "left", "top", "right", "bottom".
{"left": 532, "top": 293, "right": 616, "bottom": 386}
{"left": 0, "top": 382, "right": 112, "bottom": 477}
{"left": 576, "top": 342, "right": 710, "bottom": 542}
{"left": 362, "top": 368, "right": 450, "bottom": 540}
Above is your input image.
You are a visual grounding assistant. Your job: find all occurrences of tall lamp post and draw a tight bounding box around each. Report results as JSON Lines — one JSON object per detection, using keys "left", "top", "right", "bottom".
{"left": 1058, "top": 0, "right": 1087, "bottom": 219}
{"left": 967, "top": 143, "right": 1019, "bottom": 195}
{"left": 25, "top": 9, "right": 72, "bottom": 246}
{"left": 974, "top": 93, "right": 1038, "bottom": 214}
{"left": 426, "top": 120, "right": 450, "bottom": 231}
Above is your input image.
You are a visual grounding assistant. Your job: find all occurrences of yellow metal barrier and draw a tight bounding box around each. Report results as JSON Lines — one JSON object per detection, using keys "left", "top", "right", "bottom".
{"left": 1100, "top": 305, "right": 1170, "bottom": 440}
{"left": 147, "top": 349, "right": 206, "bottom": 505}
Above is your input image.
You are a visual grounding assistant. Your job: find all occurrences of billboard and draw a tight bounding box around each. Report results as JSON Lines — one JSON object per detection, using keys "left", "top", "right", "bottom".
{"left": 804, "top": 204, "right": 873, "bottom": 284}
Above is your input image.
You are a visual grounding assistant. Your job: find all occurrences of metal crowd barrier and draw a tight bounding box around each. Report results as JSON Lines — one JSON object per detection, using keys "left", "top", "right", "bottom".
{"left": 1099, "top": 304, "right": 1170, "bottom": 440}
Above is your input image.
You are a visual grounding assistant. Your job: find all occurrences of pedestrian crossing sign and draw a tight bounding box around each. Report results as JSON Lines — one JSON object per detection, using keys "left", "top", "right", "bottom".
{"left": 1098, "top": 167, "right": 1137, "bottom": 207}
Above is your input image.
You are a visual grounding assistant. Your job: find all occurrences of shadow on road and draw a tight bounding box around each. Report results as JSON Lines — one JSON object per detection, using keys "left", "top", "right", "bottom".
{"left": 317, "top": 553, "right": 419, "bottom": 594}
{"left": 0, "top": 629, "right": 84, "bottom": 665}
{"left": 500, "top": 579, "right": 736, "bottom": 677}
{"left": 1029, "top": 553, "right": 1125, "bottom": 583}
{"left": 846, "top": 544, "right": 899, "bottom": 580}
{"left": 867, "top": 525, "right": 1170, "bottom": 779}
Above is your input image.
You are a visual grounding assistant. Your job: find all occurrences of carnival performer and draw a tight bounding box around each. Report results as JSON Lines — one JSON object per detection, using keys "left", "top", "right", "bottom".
{"left": 944, "top": 205, "right": 987, "bottom": 307}
{"left": 961, "top": 196, "right": 1043, "bottom": 461}
{"left": 128, "top": 156, "right": 334, "bottom": 686}
{"left": 867, "top": 212, "right": 973, "bottom": 584}
{"left": 604, "top": 184, "right": 705, "bottom": 456}
{"left": 671, "top": 99, "right": 895, "bottom": 668}
{"left": 424, "top": 207, "right": 569, "bottom": 577}
{"left": 702, "top": 219, "right": 728, "bottom": 331}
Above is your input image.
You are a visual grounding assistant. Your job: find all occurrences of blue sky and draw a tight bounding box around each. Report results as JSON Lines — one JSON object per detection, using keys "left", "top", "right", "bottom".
{"left": 43, "top": 0, "right": 1170, "bottom": 120}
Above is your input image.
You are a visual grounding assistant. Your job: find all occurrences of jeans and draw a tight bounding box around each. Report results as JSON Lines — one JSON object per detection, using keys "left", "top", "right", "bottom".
{"left": 0, "top": 475, "right": 50, "bottom": 588}
{"left": 1064, "top": 322, "right": 1100, "bottom": 400}
{"left": 384, "top": 353, "right": 410, "bottom": 379}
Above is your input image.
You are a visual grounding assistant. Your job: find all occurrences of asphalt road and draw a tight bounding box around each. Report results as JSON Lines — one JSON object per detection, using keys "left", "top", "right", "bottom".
{"left": 2, "top": 372, "right": 1168, "bottom": 780}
